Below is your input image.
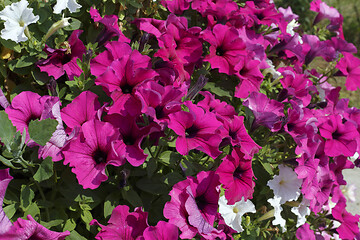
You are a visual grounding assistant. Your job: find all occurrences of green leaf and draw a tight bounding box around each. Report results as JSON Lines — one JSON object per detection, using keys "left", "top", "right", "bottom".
{"left": 104, "top": 192, "right": 121, "bottom": 219}
{"left": 33, "top": 157, "right": 54, "bottom": 182}
{"left": 121, "top": 187, "right": 143, "bottom": 207}
{"left": 0, "top": 38, "right": 22, "bottom": 53}
{"left": 81, "top": 210, "right": 93, "bottom": 231}
{"left": 64, "top": 18, "right": 82, "bottom": 31}
{"left": 20, "top": 185, "right": 34, "bottom": 210}
{"left": 63, "top": 218, "right": 77, "bottom": 232}
{"left": 0, "top": 111, "right": 16, "bottom": 148}
{"left": 16, "top": 55, "right": 37, "bottom": 68}
{"left": 41, "top": 219, "right": 64, "bottom": 229}
{"left": 3, "top": 203, "right": 17, "bottom": 219}
{"left": 146, "top": 158, "right": 157, "bottom": 178}
{"left": 0, "top": 155, "right": 18, "bottom": 169}
{"left": 67, "top": 230, "right": 88, "bottom": 240}
{"left": 23, "top": 202, "right": 40, "bottom": 218}
{"left": 28, "top": 119, "right": 58, "bottom": 146}
{"left": 136, "top": 177, "right": 168, "bottom": 195}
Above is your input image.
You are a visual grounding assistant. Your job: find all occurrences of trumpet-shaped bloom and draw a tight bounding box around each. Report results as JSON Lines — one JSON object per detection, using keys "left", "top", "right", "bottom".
{"left": 141, "top": 221, "right": 179, "bottom": 240}
{"left": 0, "top": 169, "right": 13, "bottom": 234}
{"left": 336, "top": 52, "right": 360, "bottom": 91}
{"left": 216, "top": 148, "right": 255, "bottom": 204}
{"left": 0, "top": 0, "right": 39, "bottom": 43}
{"left": 90, "top": 205, "right": 149, "bottom": 240}
{"left": 37, "top": 30, "right": 86, "bottom": 80}
{"left": 168, "top": 101, "right": 223, "bottom": 159}
{"left": 62, "top": 119, "right": 124, "bottom": 189}
{"left": 218, "top": 196, "right": 256, "bottom": 233}
{"left": 53, "top": 0, "right": 81, "bottom": 14}
{"left": 0, "top": 215, "right": 70, "bottom": 240}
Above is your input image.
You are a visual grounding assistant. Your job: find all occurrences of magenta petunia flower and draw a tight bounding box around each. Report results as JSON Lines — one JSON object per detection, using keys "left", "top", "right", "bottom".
{"left": 141, "top": 221, "right": 179, "bottom": 240}
{"left": 234, "top": 56, "right": 263, "bottom": 98}
{"left": 90, "top": 205, "right": 149, "bottom": 240}
{"left": 310, "top": 0, "right": 343, "bottom": 36}
{"left": 135, "top": 81, "right": 184, "bottom": 127}
{"left": 296, "top": 223, "right": 316, "bottom": 240}
{"left": 243, "top": 92, "right": 284, "bottom": 132}
{"left": 201, "top": 24, "right": 246, "bottom": 75}
{"left": 62, "top": 119, "right": 124, "bottom": 189}
{"left": 318, "top": 114, "right": 359, "bottom": 157}
{"left": 163, "top": 171, "right": 221, "bottom": 238}
{"left": 168, "top": 101, "right": 223, "bottom": 159}
{"left": 216, "top": 147, "right": 255, "bottom": 204}
{"left": 240, "top": 1, "right": 282, "bottom": 27}
{"left": 5, "top": 92, "right": 65, "bottom": 157}
{"left": 0, "top": 215, "right": 70, "bottom": 240}
{"left": 61, "top": 91, "right": 102, "bottom": 130}
{"left": 161, "top": 0, "right": 191, "bottom": 15}
{"left": 89, "top": 7, "right": 130, "bottom": 46}
{"left": 105, "top": 114, "right": 157, "bottom": 167}
{"left": 336, "top": 52, "right": 360, "bottom": 91}
{"left": 37, "top": 30, "right": 86, "bottom": 80}
{"left": 0, "top": 169, "right": 12, "bottom": 234}
{"left": 197, "top": 91, "right": 236, "bottom": 121}
{"left": 332, "top": 197, "right": 360, "bottom": 239}
{"left": 222, "top": 115, "right": 260, "bottom": 159}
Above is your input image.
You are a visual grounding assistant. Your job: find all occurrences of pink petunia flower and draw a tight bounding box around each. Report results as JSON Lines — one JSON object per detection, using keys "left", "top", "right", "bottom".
{"left": 168, "top": 101, "right": 223, "bottom": 159}
{"left": 62, "top": 119, "right": 123, "bottom": 189}
{"left": 216, "top": 147, "right": 255, "bottom": 204}
{"left": 0, "top": 169, "right": 13, "bottom": 234}
{"left": 336, "top": 52, "right": 360, "bottom": 91}
{"left": 0, "top": 215, "right": 70, "bottom": 240}
{"left": 332, "top": 197, "right": 360, "bottom": 239}
{"left": 90, "top": 205, "right": 149, "bottom": 240}
{"left": 318, "top": 114, "right": 359, "bottom": 157}
{"left": 163, "top": 171, "right": 221, "bottom": 238}
{"left": 141, "top": 221, "right": 179, "bottom": 240}
{"left": 201, "top": 24, "right": 246, "bottom": 75}
{"left": 89, "top": 7, "right": 130, "bottom": 46}
{"left": 161, "top": 0, "right": 191, "bottom": 15}
{"left": 37, "top": 30, "right": 86, "bottom": 80}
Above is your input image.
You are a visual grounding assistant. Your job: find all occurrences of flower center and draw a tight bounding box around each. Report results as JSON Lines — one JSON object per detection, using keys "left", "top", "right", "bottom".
{"left": 121, "top": 83, "right": 133, "bottom": 94}
{"left": 123, "top": 135, "right": 135, "bottom": 145}
{"left": 185, "top": 125, "right": 199, "bottom": 138}
{"left": 216, "top": 47, "right": 225, "bottom": 56}
{"left": 233, "top": 166, "right": 245, "bottom": 179}
{"left": 195, "top": 194, "right": 207, "bottom": 210}
{"left": 332, "top": 130, "right": 341, "bottom": 140}
{"left": 233, "top": 207, "right": 239, "bottom": 213}
{"left": 19, "top": 20, "right": 25, "bottom": 27}
{"left": 92, "top": 149, "right": 107, "bottom": 164}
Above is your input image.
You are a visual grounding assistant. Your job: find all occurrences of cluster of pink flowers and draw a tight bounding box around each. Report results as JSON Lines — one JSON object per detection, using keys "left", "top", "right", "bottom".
{"left": 1, "top": 0, "right": 360, "bottom": 239}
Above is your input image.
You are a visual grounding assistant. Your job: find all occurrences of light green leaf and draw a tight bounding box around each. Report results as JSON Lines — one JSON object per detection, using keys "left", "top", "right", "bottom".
{"left": 28, "top": 119, "right": 58, "bottom": 146}
{"left": 0, "top": 111, "right": 16, "bottom": 148}
{"left": 33, "top": 157, "right": 54, "bottom": 182}
{"left": 66, "top": 230, "right": 88, "bottom": 240}
{"left": 63, "top": 218, "right": 77, "bottom": 232}
{"left": 3, "top": 203, "right": 17, "bottom": 219}
{"left": 23, "top": 202, "right": 39, "bottom": 218}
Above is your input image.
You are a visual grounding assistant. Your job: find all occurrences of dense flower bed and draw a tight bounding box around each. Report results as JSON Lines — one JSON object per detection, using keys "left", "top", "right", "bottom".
{"left": 0, "top": 0, "right": 359, "bottom": 239}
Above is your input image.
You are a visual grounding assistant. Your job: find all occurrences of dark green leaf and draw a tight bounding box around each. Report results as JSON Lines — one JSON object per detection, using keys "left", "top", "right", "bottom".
{"left": 67, "top": 230, "right": 88, "bottom": 240}
{"left": 20, "top": 185, "right": 34, "bottom": 210}
{"left": 33, "top": 157, "right": 54, "bottom": 182}
{"left": 136, "top": 177, "right": 168, "bottom": 195}
{"left": 23, "top": 202, "right": 40, "bottom": 218}
{"left": 121, "top": 187, "right": 143, "bottom": 207}
{"left": 146, "top": 158, "right": 157, "bottom": 178}
{"left": 16, "top": 55, "right": 37, "bottom": 68}
{"left": 28, "top": 119, "right": 58, "bottom": 146}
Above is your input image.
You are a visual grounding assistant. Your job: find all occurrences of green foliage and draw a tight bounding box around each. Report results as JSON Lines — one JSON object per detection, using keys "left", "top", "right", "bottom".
{"left": 28, "top": 119, "right": 58, "bottom": 146}
{"left": 33, "top": 157, "right": 54, "bottom": 182}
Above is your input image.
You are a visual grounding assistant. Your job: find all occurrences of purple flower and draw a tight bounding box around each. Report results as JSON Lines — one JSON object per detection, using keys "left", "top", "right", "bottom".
{"left": 332, "top": 197, "right": 360, "bottom": 239}
{"left": 243, "top": 92, "right": 284, "bottom": 132}
{"left": 91, "top": 205, "right": 149, "bottom": 240}
{"left": 37, "top": 30, "right": 86, "bottom": 80}
{"left": 0, "top": 169, "right": 12, "bottom": 234}
{"left": 216, "top": 147, "right": 255, "bottom": 204}
{"left": 336, "top": 52, "right": 360, "bottom": 91}
{"left": 168, "top": 101, "right": 223, "bottom": 159}
{"left": 141, "top": 221, "right": 179, "bottom": 240}
{"left": 62, "top": 119, "right": 123, "bottom": 189}
{"left": 89, "top": 7, "right": 130, "bottom": 46}
{"left": 161, "top": 0, "right": 191, "bottom": 15}
{"left": 163, "top": 171, "right": 221, "bottom": 238}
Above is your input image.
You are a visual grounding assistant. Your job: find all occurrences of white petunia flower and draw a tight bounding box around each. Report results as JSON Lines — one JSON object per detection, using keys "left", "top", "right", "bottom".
{"left": 286, "top": 19, "right": 300, "bottom": 36}
{"left": 218, "top": 196, "right": 256, "bottom": 233}
{"left": 0, "top": 0, "right": 39, "bottom": 43}
{"left": 268, "top": 196, "right": 287, "bottom": 232}
{"left": 291, "top": 198, "right": 310, "bottom": 227}
{"left": 267, "top": 165, "right": 302, "bottom": 204}
{"left": 53, "top": 0, "right": 81, "bottom": 14}
{"left": 264, "top": 58, "right": 281, "bottom": 80}
{"left": 341, "top": 183, "right": 356, "bottom": 202}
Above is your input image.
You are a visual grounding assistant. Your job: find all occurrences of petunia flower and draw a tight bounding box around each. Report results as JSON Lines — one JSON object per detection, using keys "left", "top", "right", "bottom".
{"left": 336, "top": 52, "right": 360, "bottom": 91}
{"left": 218, "top": 195, "right": 256, "bottom": 233}
{"left": 0, "top": 215, "right": 70, "bottom": 240}
{"left": 267, "top": 165, "right": 302, "bottom": 204}
{"left": 268, "top": 196, "right": 287, "bottom": 232}
{"left": 141, "top": 221, "right": 179, "bottom": 240}
{"left": 90, "top": 205, "right": 149, "bottom": 240}
{"left": 216, "top": 147, "right": 255, "bottom": 204}
{"left": 37, "top": 30, "right": 86, "bottom": 80}
{"left": 62, "top": 119, "right": 124, "bottom": 189}
{"left": 0, "top": 169, "right": 13, "bottom": 234}
{"left": 0, "top": 0, "right": 39, "bottom": 43}
{"left": 168, "top": 101, "right": 223, "bottom": 159}
{"left": 53, "top": 0, "right": 81, "bottom": 14}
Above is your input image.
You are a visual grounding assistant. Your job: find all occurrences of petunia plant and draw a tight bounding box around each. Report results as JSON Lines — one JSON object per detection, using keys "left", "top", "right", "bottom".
{"left": 0, "top": 0, "right": 359, "bottom": 239}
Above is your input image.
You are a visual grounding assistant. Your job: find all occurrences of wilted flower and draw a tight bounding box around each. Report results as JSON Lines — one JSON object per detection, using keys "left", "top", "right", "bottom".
{"left": 0, "top": 0, "right": 39, "bottom": 43}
